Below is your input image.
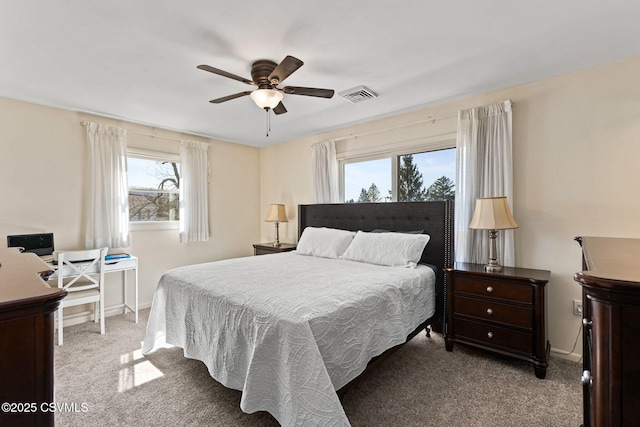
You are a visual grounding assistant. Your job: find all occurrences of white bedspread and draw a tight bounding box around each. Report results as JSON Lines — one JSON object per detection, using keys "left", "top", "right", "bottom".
{"left": 142, "top": 252, "right": 435, "bottom": 427}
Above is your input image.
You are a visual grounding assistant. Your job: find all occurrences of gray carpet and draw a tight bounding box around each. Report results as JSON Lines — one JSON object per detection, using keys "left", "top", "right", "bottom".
{"left": 54, "top": 310, "right": 582, "bottom": 426}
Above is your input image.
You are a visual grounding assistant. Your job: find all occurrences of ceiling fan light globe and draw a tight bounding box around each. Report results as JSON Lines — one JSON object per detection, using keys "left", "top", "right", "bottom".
{"left": 250, "top": 89, "right": 283, "bottom": 110}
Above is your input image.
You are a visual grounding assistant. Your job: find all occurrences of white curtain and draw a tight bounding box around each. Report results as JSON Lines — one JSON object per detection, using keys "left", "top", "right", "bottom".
{"left": 311, "top": 140, "right": 339, "bottom": 203}
{"left": 84, "top": 122, "right": 130, "bottom": 249}
{"left": 179, "top": 140, "right": 210, "bottom": 243}
{"left": 455, "top": 100, "right": 515, "bottom": 266}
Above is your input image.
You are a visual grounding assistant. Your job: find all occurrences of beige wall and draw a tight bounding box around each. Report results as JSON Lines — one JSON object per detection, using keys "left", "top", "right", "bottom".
{"left": 3, "top": 55, "right": 638, "bottom": 359}
{"left": 260, "top": 55, "right": 640, "bottom": 360}
{"left": 0, "top": 97, "right": 261, "bottom": 314}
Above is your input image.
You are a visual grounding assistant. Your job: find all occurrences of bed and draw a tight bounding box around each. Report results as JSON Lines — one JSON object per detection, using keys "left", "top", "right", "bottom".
{"left": 142, "top": 201, "right": 454, "bottom": 426}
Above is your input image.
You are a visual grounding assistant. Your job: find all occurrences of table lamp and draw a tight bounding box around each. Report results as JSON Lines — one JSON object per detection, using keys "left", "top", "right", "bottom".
{"left": 469, "top": 197, "right": 518, "bottom": 272}
{"left": 265, "top": 204, "right": 288, "bottom": 247}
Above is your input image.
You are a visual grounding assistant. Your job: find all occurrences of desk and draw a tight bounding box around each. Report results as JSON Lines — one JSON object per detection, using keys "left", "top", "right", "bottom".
{"left": 47, "top": 256, "right": 138, "bottom": 323}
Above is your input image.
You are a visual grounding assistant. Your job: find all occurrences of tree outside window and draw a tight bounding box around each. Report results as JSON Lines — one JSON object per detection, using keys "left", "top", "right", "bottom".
{"left": 128, "top": 157, "right": 180, "bottom": 222}
{"left": 398, "top": 153, "right": 455, "bottom": 202}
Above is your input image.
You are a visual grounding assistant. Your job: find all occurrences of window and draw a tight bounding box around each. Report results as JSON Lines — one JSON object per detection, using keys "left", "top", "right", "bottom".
{"left": 344, "top": 158, "right": 392, "bottom": 203}
{"left": 127, "top": 150, "right": 180, "bottom": 229}
{"left": 398, "top": 149, "right": 456, "bottom": 201}
{"left": 341, "top": 147, "right": 456, "bottom": 203}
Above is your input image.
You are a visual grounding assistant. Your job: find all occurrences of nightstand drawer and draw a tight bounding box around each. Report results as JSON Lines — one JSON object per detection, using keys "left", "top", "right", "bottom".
{"left": 254, "top": 246, "right": 280, "bottom": 256}
{"left": 454, "top": 295, "right": 533, "bottom": 329}
{"left": 455, "top": 317, "right": 533, "bottom": 354}
{"left": 253, "top": 243, "right": 297, "bottom": 256}
{"left": 454, "top": 276, "right": 533, "bottom": 304}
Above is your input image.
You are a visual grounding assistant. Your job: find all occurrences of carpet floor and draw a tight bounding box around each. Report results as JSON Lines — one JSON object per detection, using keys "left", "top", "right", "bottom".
{"left": 54, "top": 309, "right": 582, "bottom": 426}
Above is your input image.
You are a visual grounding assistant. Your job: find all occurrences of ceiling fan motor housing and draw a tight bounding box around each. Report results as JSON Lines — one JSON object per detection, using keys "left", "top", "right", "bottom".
{"left": 251, "top": 60, "right": 278, "bottom": 88}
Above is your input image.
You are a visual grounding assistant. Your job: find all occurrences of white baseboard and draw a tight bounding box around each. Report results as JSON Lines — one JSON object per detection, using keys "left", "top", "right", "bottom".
{"left": 60, "top": 302, "right": 151, "bottom": 328}
{"left": 138, "top": 301, "right": 152, "bottom": 310}
{"left": 549, "top": 347, "right": 582, "bottom": 363}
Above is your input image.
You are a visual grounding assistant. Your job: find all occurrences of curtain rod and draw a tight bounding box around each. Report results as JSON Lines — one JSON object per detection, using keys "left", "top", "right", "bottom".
{"left": 80, "top": 120, "right": 193, "bottom": 143}
{"left": 328, "top": 99, "right": 513, "bottom": 143}
{"left": 330, "top": 111, "right": 458, "bottom": 143}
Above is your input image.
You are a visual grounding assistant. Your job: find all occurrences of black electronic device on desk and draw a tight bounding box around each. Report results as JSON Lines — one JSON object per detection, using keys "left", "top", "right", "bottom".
{"left": 7, "top": 233, "right": 55, "bottom": 260}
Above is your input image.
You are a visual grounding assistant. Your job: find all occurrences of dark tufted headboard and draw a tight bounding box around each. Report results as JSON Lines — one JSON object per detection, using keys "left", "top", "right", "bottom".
{"left": 298, "top": 201, "right": 454, "bottom": 331}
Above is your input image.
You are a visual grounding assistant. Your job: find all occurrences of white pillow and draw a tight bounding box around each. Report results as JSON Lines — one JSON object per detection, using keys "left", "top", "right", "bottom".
{"left": 339, "top": 230, "right": 430, "bottom": 268}
{"left": 296, "top": 227, "right": 356, "bottom": 259}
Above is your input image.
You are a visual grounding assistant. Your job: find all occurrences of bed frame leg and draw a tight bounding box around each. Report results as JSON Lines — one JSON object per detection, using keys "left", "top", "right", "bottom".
{"left": 425, "top": 325, "right": 432, "bottom": 338}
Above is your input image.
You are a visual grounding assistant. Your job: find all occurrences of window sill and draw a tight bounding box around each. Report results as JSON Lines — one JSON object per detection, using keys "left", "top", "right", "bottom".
{"left": 130, "top": 221, "right": 179, "bottom": 231}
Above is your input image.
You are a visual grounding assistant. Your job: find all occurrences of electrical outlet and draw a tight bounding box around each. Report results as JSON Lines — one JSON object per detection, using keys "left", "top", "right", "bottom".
{"left": 573, "top": 300, "right": 583, "bottom": 316}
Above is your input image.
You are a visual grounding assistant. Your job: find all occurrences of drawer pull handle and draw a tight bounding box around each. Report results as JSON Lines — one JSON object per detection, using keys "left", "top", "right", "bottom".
{"left": 487, "top": 332, "right": 493, "bottom": 339}
{"left": 486, "top": 308, "right": 493, "bottom": 315}
{"left": 486, "top": 286, "right": 493, "bottom": 293}
{"left": 582, "top": 318, "right": 592, "bottom": 326}
{"left": 581, "top": 370, "right": 592, "bottom": 385}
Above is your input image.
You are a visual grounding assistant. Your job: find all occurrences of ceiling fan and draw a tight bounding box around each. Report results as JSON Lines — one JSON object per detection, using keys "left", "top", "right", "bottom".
{"left": 197, "top": 55, "right": 334, "bottom": 115}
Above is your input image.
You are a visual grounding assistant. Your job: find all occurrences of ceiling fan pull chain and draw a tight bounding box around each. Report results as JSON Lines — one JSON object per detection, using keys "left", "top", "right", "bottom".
{"left": 265, "top": 107, "right": 270, "bottom": 137}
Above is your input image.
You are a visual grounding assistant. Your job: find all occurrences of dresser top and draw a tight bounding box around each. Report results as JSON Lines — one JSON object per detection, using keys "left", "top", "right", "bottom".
{"left": 451, "top": 262, "right": 550, "bottom": 282}
{"left": 576, "top": 236, "right": 640, "bottom": 285}
{"left": 0, "top": 248, "right": 65, "bottom": 307}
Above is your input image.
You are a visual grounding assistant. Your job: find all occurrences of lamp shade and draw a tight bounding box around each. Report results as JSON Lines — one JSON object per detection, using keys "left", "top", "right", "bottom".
{"left": 265, "top": 204, "right": 288, "bottom": 223}
{"left": 250, "top": 89, "right": 284, "bottom": 110}
{"left": 469, "top": 197, "right": 518, "bottom": 230}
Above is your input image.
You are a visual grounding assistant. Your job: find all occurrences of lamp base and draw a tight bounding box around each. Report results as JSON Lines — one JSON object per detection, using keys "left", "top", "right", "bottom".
{"left": 485, "top": 229, "right": 502, "bottom": 273}
{"left": 484, "top": 263, "right": 503, "bottom": 273}
{"left": 273, "top": 221, "right": 280, "bottom": 247}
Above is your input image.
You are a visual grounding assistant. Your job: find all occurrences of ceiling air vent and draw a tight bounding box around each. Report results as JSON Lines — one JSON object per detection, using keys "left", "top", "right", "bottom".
{"left": 339, "top": 85, "right": 378, "bottom": 104}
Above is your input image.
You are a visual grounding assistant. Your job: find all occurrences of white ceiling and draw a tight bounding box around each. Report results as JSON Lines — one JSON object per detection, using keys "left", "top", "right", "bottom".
{"left": 1, "top": 1, "right": 639, "bottom": 148}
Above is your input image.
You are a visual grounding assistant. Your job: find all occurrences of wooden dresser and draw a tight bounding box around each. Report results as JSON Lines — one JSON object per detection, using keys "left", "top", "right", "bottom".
{"left": 445, "top": 262, "right": 551, "bottom": 378}
{"left": 574, "top": 236, "right": 640, "bottom": 427}
{"left": 0, "top": 248, "right": 66, "bottom": 427}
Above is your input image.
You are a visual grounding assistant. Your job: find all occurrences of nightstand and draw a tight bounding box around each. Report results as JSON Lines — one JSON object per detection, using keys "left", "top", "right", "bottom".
{"left": 444, "top": 262, "right": 551, "bottom": 379}
{"left": 252, "top": 243, "right": 297, "bottom": 256}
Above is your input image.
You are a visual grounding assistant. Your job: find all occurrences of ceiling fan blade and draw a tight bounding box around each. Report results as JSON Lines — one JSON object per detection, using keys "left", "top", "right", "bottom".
{"left": 268, "top": 56, "right": 304, "bottom": 84}
{"left": 282, "top": 86, "right": 335, "bottom": 98}
{"left": 273, "top": 102, "right": 287, "bottom": 115}
{"left": 209, "top": 91, "right": 253, "bottom": 104}
{"left": 197, "top": 65, "right": 254, "bottom": 86}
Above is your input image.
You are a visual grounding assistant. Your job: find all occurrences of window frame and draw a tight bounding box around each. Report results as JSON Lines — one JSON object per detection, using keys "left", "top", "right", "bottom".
{"left": 127, "top": 148, "right": 181, "bottom": 231}
{"left": 338, "top": 134, "right": 456, "bottom": 203}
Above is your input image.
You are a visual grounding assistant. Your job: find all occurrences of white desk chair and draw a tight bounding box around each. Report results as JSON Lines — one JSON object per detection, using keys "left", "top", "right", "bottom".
{"left": 54, "top": 247, "right": 108, "bottom": 345}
